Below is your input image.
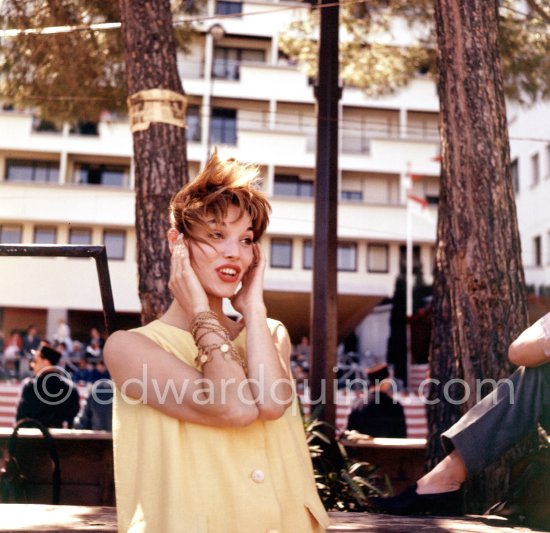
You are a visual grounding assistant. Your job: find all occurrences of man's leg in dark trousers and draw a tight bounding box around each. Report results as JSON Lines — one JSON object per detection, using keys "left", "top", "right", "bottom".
{"left": 441, "top": 365, "right": 550, "bottom": 474}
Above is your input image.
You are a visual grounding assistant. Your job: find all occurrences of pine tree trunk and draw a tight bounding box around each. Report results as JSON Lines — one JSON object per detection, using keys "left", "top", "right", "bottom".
{"left": 119, "top": 0, "right": 188, "bottom": 324}
{"left": 430, "top": 0, "right": 530, "bottom": 512}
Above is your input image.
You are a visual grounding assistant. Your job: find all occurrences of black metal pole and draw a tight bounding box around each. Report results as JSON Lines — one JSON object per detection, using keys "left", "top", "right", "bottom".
{"left": 0, "top": 244, "right": 117, "bottom": 335}
{"left": 310, "top": 0, "right": 340, "bottom": 432}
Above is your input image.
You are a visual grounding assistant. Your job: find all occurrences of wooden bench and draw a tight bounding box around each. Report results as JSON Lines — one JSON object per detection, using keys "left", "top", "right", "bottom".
{"left": 342, "top": 437, "right": 427, "bottom": 494}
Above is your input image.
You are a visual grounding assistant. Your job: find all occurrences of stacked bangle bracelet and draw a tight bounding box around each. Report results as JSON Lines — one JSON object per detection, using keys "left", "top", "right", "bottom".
{"left": 191, "top": 310, "right": 247, "bottom": 371}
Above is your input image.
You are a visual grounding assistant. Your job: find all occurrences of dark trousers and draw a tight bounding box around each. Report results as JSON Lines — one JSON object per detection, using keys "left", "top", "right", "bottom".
{"left": 442, "top": 364, "right": 550, "bottom": 474}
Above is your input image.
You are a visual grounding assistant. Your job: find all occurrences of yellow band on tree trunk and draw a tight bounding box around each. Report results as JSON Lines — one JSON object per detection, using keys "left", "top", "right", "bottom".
{"left": 127, "top": 89, "right": 187, "bottom": 133}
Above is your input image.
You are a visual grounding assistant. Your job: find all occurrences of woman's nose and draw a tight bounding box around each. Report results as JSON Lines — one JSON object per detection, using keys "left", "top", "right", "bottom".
{"left": 223, "top": 238, "right": 240, "bottom": 258}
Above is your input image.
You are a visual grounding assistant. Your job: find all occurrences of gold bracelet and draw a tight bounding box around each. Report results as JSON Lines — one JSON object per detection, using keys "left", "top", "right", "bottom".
{"left": 191, "top": 310, "right": 247, "bottom": 372}
{"left": 194, "top": 342, "right": 247, "bottom": 372}
{"left": 190, "top": 310, "right": 219, "bottom": 331}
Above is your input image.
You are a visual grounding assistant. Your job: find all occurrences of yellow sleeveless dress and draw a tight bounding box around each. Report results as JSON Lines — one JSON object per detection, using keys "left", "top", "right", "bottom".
{"left": 112, "top": 319, "right": 330, "bottom": 533}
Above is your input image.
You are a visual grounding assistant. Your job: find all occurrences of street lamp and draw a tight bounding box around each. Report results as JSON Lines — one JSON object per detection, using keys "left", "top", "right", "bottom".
{"left": 205, "top": 23, "right": 226, "bottom": 161}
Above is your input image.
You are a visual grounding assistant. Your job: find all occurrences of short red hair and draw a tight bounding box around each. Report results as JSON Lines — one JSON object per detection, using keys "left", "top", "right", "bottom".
{"left": 170, "top": 151, "right": 271, "bottom": 242}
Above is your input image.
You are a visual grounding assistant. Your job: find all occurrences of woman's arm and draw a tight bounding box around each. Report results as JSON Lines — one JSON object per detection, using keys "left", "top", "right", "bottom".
{"left": 508, "top": 312, "right": 550, "bottom": 368}
{"left": 105, "top": 330, "right": 258, "bottom": 427}
{"left": 232, "top": 244, "right": 294, "bottom": 420}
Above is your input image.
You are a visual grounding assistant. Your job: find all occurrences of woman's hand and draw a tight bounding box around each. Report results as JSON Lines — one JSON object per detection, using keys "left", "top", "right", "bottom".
{"left": 231, "top": 243, "right": 266, "bottom": 319}
{"left": 168, "top": 234, "right": 210, "bottom": 314}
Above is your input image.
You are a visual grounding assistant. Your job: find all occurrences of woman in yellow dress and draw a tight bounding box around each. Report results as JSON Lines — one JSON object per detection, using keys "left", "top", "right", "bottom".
{"left": 104, "top": 152, "right": 329, "bottom": 533}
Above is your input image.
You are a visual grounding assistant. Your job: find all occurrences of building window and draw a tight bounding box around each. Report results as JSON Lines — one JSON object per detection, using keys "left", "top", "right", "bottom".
{"left": 0, "top": 224, "right": 22, "bottom": 243}
{"left": 534, "top": 235, "right": 542, "bottom": 267}
{"left": 70, "top": 121, "right": 99, "bottom": 136}
{"left": 270, "top": 238, "right": 292, "bottom": 268}
{"left": 75, "top": 163, "right": 128, "bottom": 187}
{"left": 5, "top": 159, "right": 59, "bottom": 183}
{"left": 367, "top": 243, "right": 389, "bottom": 273}
{"left": 69, "top": 228, "right": 92, "bottom": 245}
{"left": 103, "top": 230, "right": 126, "bottom": 260}
{"left": 34, "top": 226, "right": 56, "bottom": 244}
{"left": 210, "top": 108, "right": 237, "bottom": 145}
{"left": 511, "top": 158, "right": 519, "bottom": 194}
{"left": 213, "top": 47, "right": 265, "bottom": 80}
{"left": 338, "top": 242, "right": 357, "bottom": 272}
{"left": 531, "top": 153, "right": 540, "bottom": 187}
{"left": 273, "top": 175, "right": 314, "bottom": 198}
{"left": 341, "top": 190, "right": 363, "bottom": 201}
{"left": 215, "top": 1, "right": 242, "bottom": 15}
{"left": 303, "top": 240, "right": 313, "bottom": 270}
{"left": 186, "top": 105, "right": 201, "bottom": 142}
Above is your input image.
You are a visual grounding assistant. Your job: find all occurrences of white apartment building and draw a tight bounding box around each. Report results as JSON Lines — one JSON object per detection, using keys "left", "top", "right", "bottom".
{"left": 509, "top": 100, "right": 550, "bottom": 296}
{"left": 0, "top": 0, "right": 440, "bottom": 348}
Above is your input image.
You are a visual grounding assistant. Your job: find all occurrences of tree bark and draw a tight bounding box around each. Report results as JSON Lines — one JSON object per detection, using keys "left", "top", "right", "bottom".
{"left": 119, "top": 0, "right": 188, "bottom": 324}
{"left": 430, "top": 0, "right": 530, "bottom": 512}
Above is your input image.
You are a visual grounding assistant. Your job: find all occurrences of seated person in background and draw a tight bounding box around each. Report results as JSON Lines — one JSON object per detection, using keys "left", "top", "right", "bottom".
{"left": 369, "top": 313, "right": 550, "bottom": 516}
{"left": 346, "top": 363, "right": 407, "bottom": 438}
{"left": 90, "top": 360, "right": 110, "bottom": 383}
{"left": 295, "top": 335, "right": 311, "bottom": 371}
{"left": 72, "top": 358, "right": 93, "bottom": 383}
{"left": 85, "top": 338, "right": 102, "bottom": 362}
{"left": 22, "top": 325, "right": 41, "bottom": 358}
{"left": 16, "top": 342, "right": 81, "bottom": 428}
{"left": 75, "top": 379, "right": 113, "bottom": 431}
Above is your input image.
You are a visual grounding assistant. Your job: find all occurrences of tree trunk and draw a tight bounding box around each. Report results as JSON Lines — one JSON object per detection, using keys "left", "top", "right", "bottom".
{"left": 119, "top": 0, "right": 188, "bottom": 324}
{"left": 430, "top": 0, "right": 530, "bottom": 512}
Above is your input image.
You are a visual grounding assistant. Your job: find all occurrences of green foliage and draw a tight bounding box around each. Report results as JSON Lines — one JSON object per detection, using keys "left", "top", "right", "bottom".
{"left": 304, "top": 412, "right": 391, "bottom": 512}
{"left": 279, "top": 0, "right": 550, "bottom": 103}
{"left": 0, "top": 0, "right": 201, "bottom": 123}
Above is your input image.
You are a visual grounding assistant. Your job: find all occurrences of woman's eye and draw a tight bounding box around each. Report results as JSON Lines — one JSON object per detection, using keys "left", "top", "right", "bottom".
{"left": 209, "top": 232, "right": 223, "bottom": 240}
{"left": 241, "top": 237, "right": 253, "bottom": 246}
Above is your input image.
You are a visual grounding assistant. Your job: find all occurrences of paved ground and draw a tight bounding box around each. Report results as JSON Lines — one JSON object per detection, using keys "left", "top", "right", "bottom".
{"left": 0, "top": 506, "right": 547, "bottom": 532}
{"left": 328, "top": 512, "right": 547, "bottom": 532}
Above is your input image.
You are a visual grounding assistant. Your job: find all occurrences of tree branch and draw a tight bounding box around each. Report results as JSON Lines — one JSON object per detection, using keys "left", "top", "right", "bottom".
{"left": 524, "top": 0, "right": 550, "bottom": 24}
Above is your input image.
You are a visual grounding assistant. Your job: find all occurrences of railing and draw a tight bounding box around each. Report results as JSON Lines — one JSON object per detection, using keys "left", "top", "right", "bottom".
{"left": 0, "top": 244, "right": 117, "bottom": 335}
{"left": 0, "top": 381, "right": 428, "bottom": 437}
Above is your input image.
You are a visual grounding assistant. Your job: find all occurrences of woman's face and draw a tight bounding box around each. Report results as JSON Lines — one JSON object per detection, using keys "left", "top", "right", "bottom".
{"left": 187, "top": 204, "right": 255, "bottom": 298}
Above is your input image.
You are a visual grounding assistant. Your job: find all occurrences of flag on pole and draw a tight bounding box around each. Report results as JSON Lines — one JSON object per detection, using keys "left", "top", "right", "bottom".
{"left": 407, "top": 193, "right": 434, "bottom": 224}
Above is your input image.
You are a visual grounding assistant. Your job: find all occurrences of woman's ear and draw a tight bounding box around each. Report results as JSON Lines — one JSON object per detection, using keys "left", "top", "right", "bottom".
{"left": 167, "top": 228, "right": 180, "bottom": 253}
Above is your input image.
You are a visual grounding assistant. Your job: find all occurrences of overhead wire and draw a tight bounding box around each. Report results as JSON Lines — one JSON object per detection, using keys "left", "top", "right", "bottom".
{"left": 0, "top": 0, "right": 364, "bottom": 38}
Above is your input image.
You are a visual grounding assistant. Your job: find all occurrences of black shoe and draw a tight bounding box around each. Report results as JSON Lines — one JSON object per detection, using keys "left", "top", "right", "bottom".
{"left": 368, "top": 484, "right": 464, "bottom": 516}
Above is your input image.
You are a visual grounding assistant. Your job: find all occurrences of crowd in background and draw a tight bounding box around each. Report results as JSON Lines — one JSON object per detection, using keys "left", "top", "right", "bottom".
{"left": 2, "top": 325, "right": 404, "bottom": 436}
{"left": 0, "top": 320, "right": 112, "bottom": 431}
{"left": 0, "top": 320, "right": 109, "bottom": 384}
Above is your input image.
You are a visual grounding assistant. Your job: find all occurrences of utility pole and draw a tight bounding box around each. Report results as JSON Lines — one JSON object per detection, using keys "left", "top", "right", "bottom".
{"left": 310, "top": 0, "right": 340, "bottom": 433}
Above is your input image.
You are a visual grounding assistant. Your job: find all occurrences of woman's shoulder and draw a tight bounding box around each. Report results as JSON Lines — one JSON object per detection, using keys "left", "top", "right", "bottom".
{"left": 107, "top": 321, "right": 190, "bottom": 348}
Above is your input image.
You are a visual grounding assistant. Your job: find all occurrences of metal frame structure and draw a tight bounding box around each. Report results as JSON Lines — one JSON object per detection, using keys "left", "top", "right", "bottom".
{"left": 0, "top": 244, "right": 117, "bottom": 335}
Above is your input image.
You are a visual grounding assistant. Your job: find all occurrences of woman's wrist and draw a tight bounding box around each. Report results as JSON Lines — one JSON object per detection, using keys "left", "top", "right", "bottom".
{"left": 192, "top": 304, "right": 211, "bottom": 315}
{"left": 241, "top": 303, "right": 267, "bottom": 322}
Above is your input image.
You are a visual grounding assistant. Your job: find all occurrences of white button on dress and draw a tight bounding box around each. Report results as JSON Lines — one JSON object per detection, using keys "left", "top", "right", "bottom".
{"left": 251, "top": 469, "right": 265, "bottom": 483}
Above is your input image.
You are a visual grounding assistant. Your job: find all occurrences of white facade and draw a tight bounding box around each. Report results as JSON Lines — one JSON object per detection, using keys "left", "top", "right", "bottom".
{"left": 0, "top": 0, "right": 440, "bottom": 343}
{"left": 509, "top": 100, "right": 550, "bottom": 292}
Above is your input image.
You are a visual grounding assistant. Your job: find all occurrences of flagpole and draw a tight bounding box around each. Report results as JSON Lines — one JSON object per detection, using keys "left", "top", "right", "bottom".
{"left": 405, "top": 164, "right": 413, "bottom": 391}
